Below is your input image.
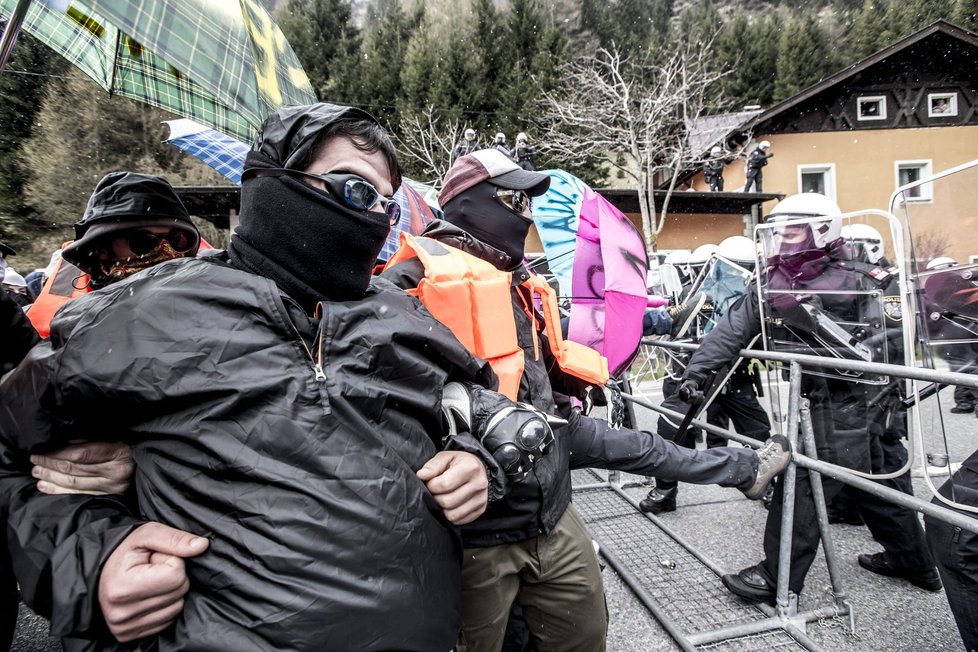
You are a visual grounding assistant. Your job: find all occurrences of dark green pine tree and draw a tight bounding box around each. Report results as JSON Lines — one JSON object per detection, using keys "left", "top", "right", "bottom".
{"left": 398, "top": 19, "right": 439, "bottom": 115}
{"left": 773, "top": 16, "right": 835, "bottom": 102}
{"left": 468, "top": 0, "right": 511, "bottom": 131}
{"left": 579, "top": 0, "right": 615, "bottom": 50}
{"left": 714, "top": 12, "right": 780, "bottom": 109}
{"left": 357, "top": 0, "right": 420, "bottom": 128}
{"left": 887, "top": 0, "right": 955, "bottom": 39}
{"left": 0, "top": 32, "right": 66, "bottom": 244}
{"left": 675, "top": 0, "right": 724, "bottom": 51}
{"left": 609, "top": 0, "right": 656, "bottom": 58}
{"left": 430, "top": 35, "right": 479, "bottom": 122}
{"left": 953, "top": 0, "right": 978, "bottom": 30}
{"left": 713, "top": 10, "right": 750, "bottom": 107}
{"left": 848, "top": 0, "right": 891, "bottom": 60}
{"left": 746, "top": 16, "right": 782, "bottom": 108}
{"left": 494, "top": 0, "right": 548, "bottom": 135}
{"left": 276, "top": 0, "right": 361, "bottom": 102}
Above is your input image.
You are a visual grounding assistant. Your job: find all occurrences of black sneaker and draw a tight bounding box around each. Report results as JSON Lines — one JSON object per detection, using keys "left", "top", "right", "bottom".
{"left": 639, "top": 487, "right": 677, "bottom": 514}
{"left": 951, "top": 403, "right": 975, "bottom": 414}
{"left": 667, "top": 292, "right": 707, "bottom": 339}
{"left": 743, "top": 435, "right": 791, "bottom": 499}
{"left": 722, "top": 565, "right": 776, "bottom": 604}
{"left": 857, "top": 552, "right": 943, "bottom": 592}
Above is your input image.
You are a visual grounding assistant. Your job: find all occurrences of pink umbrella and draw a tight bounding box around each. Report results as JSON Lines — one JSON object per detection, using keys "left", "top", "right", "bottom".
{"left": 532, "top": 170, "right": 649, "bottom": 377}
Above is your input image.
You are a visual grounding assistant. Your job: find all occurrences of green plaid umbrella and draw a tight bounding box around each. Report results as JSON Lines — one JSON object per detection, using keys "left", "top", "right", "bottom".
{"left": 0, "top": 0, "right": 317, "bottom": 143}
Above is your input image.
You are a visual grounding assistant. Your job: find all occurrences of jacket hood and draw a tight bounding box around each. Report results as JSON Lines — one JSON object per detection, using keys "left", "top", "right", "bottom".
{"left": 253, "top": 102, "right": 380, "bottom": 169}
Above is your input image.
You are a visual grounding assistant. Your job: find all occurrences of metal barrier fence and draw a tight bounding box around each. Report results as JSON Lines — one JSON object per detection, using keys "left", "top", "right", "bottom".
{"left": 592, "top": 338, "right": 978, "bottom": 650}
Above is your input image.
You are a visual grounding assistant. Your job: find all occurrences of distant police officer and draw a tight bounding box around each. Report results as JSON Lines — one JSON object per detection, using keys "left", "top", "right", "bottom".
{"left": 453, "top": 128, "right": 481, "bottom": 161}
{"left": 743, "top": 141, "right": 773, "bottom": 193}
{"left": 704, "top": 146, "right": 725, "bottom": 192}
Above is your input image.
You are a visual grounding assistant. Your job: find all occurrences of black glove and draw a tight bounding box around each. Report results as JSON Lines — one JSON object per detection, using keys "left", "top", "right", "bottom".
{"left": 677, "top": 378, "right": 704, "bottom": 405}
{"left": 441, "top": 383, "right": 565, "bottom": 482}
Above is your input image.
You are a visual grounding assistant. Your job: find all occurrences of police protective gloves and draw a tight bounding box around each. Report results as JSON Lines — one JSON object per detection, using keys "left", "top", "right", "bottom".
{"left": 441, "top": 382, "right": 565, "bottom": 481}
{"left": 677, "top": 378, "right": 705, "bottom": 405}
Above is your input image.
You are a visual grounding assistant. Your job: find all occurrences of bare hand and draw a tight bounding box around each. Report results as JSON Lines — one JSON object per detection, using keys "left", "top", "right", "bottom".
{"left": 31, "top": 441, "right": 134, "bottom": 495}
{"left": 98, "top": 522, "right": 209, "bottom": 642}
{"left": 417, "top": 451, "right": 488, "bottom": 525}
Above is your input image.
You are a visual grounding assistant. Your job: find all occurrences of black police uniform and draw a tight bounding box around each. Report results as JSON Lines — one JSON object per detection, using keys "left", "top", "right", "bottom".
{"left": 685, "top": 253, "right": 936, "bottom": 594}
{"left": 925, "top": 448, "right": 978, "bottom": 650}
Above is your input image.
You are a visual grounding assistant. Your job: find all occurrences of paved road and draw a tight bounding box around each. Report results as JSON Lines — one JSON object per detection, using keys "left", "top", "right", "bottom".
{"left": 594, "top": 374, "right": 976, "bottom": 651}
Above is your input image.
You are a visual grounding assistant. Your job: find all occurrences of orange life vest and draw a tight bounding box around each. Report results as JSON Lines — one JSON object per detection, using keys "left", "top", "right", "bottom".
{"left": 26, "top": 244, "right": 90, "bottom": 338}
{"left": 385, "top": 234, "right": 608, "bottom": 400}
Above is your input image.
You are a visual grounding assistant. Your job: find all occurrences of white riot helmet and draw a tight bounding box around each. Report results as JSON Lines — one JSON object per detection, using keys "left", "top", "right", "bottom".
{"left": 2, "top": 267, "right": 26, "bottom": 288}
{"left": 494, "top": 132, "right": 506, "bottom": 144}
{"left": 841, "top": 223, "right": 885, "bottom": 264}
{"left": 464, "top": 128, "right": 476, "bottom": 140}
{"left": 663, "top": 249, "right": 691, "bottom": 277}
{"left": 762, "top": 192, "right": 843, "bottom": 258}
{"left": 718, "top": 235, "right": 757, "bottom": 267}
{"left": 689, "top": 243, "right": 719, "bottom": 270}
{"left": 758, "top": 140, "right": 771, "bottom": 149}
{"left": 516, "top": 132, "right": 528, "bottom": 143}
{"left": 926, "top": 256, "right": 957, "bottom": 271}
{"left": 710, "top": 146, "right": 722, "bottom": 156}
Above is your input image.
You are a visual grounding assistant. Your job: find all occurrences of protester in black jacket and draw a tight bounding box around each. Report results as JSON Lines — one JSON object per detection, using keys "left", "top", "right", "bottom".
{"left": 0, "top": 281, "right": 39, "bottom": 652}
{"left": 0, "top": 104, "right": 527, "bottom": 651}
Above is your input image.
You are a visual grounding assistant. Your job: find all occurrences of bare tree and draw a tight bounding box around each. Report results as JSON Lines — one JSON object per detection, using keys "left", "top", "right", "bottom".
{"left": 913, "top": 229, "right": 952, "bottom": 271}
{"left": 395, "top": 105, "right": 462, "bottom": 186}
{"left": 537, "top": 42, "right": 726, "bottom": 252}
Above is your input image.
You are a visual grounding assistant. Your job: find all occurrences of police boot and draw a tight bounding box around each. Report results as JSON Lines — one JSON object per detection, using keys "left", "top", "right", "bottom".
{"left": 639, "top": 487, "right": 677, "bottom": 514}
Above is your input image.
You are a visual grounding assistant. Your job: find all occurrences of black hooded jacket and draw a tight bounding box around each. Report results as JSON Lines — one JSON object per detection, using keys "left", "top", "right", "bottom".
{"left": 0, "top": 253, "right": 503, "bottom": 651}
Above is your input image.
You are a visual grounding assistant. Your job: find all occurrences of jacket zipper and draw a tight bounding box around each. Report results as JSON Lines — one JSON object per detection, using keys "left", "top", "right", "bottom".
{"left": 284, "top": 308, "right": 323, "bottom": 380}
{"left": 282, "top": 298, "right": 332, "bottom": 414}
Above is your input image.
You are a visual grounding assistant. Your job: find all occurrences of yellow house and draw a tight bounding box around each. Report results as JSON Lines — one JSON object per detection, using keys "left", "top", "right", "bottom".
{"left": 660, "top": 20, "right": 978, "bottom": 262}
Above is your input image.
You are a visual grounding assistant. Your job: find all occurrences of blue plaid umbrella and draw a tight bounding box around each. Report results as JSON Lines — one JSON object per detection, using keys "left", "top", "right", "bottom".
{"left": 166, "top": 119, "right": 247, "bottom": 184}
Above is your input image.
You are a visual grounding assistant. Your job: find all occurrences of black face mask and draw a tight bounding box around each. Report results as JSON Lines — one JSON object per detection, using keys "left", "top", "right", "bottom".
{"left": 442, "top": 181, "right": 532, "bottom": 270}
{"left": 229, "top": 150, "right": 391, "bottom": 311}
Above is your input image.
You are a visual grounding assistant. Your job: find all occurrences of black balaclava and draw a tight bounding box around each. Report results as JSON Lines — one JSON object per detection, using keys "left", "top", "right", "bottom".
{"left": 442, "top": 181, "right": 532, "bottom": 270}
{"left": 229, "top": 149, "right": 391, "bottom": 311}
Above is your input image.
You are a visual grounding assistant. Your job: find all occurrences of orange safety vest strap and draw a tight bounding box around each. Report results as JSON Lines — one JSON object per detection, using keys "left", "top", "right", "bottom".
{"left": 387, "top": 234, "right": 525, "bottom": 400}
{"left": 26, "top": 247, "right": 90, "bottom": 339}
{"left": 524, "top": 275, "right": 610, "bottom": 386}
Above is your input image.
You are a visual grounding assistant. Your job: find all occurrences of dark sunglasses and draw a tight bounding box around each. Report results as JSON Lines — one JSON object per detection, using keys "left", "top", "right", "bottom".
{"left": 246, "top": 167, "right": 401, "bottom": 226}
{"left": 495, "top": 188, "right": 531, "bottom": 214}
{"left": 126, "top": 229, "right": 195, "bottom": 256}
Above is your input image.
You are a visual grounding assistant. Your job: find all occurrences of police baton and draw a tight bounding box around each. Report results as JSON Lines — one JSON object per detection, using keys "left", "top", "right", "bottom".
{"left": 674, "top": 370, "right": 719, "bottom": 449}
{"left": 899, "top": 360, "right": 977, "bottom": 409}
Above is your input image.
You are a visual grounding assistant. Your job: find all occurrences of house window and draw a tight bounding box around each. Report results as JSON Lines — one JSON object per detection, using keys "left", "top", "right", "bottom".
{"left": 895, "top": 160, "right": 933, "bottom": 202}
{"left": 928, "top": 92, "right": 958, "bottom": 117}
{"left": 797, "top": 164, "right": 837, "bottom": 200}
{"left": 857, "top": 96, "right": 886, "bottom": 121}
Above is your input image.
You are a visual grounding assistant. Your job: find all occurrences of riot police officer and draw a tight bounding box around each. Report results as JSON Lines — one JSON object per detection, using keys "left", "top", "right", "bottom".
{"left": 665, "top": 193, "right": 941, "bottom": 601}
{"left": 640, "top": 236, "right": 771, "bottom": 514}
